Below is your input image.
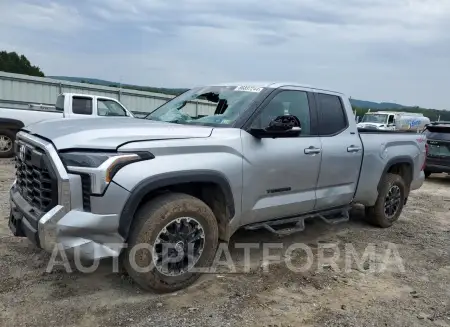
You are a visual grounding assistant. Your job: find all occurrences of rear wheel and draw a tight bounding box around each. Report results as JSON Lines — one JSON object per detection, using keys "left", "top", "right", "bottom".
{"left": 123, "top": 193, "right": 219, "bottom": 293}
{"left": 365, "top": 173, "right": 406, "bottom": 228}
{"left": 0, "top": 129, "right": 15, "bottom": 159}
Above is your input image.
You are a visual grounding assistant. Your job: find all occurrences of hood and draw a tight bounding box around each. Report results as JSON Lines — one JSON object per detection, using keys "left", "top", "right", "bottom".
{"left": 22, "top": 117, "right": 213, "bottom": 150}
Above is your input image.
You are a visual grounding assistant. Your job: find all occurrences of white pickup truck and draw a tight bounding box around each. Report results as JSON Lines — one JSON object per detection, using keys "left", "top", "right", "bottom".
{"left": 0, "top": 93, "right": 134, "bottom": 158}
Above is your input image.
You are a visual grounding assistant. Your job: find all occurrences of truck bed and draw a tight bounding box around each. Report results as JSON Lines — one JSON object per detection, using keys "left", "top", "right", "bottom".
{"left": 353, "top": 131, "right": 426, "bottom": 206}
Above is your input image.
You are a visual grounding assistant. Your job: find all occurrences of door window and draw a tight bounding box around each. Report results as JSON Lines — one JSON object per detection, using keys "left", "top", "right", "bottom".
{"left": 97, "top": 99, "right": 128, "bottom": 116}
{"left": 388, "top": 115, "right": 395, "bottom": 124}
{"left": 252, "top": 90, "right": 312, "bottom": 135}
{"left": 72, "top": 97, "right": 93, "bottom": 115}
{"left": 316, "top": 93, "right": 348, "bottom": 136}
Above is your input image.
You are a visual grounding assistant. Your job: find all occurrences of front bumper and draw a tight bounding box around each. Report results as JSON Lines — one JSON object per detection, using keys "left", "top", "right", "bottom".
{"left": 10, "top": 184, "right": 127, "bottom": 260}
{"left": 9, "top": 132, "right": 128, "bottom": 261}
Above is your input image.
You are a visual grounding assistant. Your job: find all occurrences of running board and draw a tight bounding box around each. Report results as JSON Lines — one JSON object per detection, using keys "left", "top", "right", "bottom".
{"left": 244, "top": 208, "right": 350, "bottom": 237}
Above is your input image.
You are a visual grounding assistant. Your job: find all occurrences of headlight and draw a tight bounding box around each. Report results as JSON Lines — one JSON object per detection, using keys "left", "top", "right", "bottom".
{"left": 59, "top": 151, "right": 154, "bottom": 195}
{"left": 59, "top": 152, "right": 120, "bottom": 168}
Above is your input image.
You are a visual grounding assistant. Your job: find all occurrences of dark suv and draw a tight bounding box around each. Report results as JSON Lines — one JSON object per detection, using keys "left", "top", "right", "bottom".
{"left": 423, "top": 122, "right": 450, "bottom": 178}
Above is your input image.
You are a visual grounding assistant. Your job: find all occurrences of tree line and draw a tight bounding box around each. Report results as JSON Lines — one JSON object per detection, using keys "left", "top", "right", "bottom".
{"left": 0, "top": 51, "right": 44, "bottom": 77}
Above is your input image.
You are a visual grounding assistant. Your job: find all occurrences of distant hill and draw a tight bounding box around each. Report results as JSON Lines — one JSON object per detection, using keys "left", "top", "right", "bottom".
{"left": 49, "top": 75, "right": 414, "bottom": 110}
{"left": 49, "top": 76, "right": 114, "bottom": 86}
{"left": 48, "top": 76, "right": 187, "bottom": 96}
{"left": 349, "top": 99, "right": 406, "bottom": 110}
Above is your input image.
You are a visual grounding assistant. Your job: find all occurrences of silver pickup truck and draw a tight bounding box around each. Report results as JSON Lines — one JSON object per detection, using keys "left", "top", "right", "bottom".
{"left": 8, "top": 82, "right": 426, "bottom": 293}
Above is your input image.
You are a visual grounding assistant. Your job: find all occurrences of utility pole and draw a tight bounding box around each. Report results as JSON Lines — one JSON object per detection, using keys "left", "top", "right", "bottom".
{"left": 118, "top": 75, "right": 123, "bottom": 101}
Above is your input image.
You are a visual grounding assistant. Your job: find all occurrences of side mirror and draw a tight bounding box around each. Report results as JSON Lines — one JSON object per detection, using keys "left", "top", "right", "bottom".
{"left": 249, "top": 115, "right": 302, "bottom": 138}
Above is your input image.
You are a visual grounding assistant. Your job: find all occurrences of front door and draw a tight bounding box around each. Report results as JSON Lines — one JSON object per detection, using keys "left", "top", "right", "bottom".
{"left": 240, "top": 89, "right": 322, "bottom": 225}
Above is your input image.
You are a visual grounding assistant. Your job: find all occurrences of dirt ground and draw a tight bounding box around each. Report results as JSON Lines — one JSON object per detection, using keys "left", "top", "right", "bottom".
{"left": 1, "top": 158, "right": 450, "bottom": 327}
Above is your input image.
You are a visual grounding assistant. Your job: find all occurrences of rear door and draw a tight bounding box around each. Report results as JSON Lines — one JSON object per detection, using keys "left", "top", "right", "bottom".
{"left": 314, "top": 93, "right": 363, "bottom": 211}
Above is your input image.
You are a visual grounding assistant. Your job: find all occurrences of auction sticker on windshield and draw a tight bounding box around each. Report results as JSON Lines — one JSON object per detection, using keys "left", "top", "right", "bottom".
{"left": 234, "top": 86, "right": 263, "bottom": 92}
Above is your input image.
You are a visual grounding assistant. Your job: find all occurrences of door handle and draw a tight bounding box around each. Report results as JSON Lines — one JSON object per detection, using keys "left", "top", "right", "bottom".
{"left": 347, "top": 145, "right": 362, "bottom": 153}
{"left": 304, "top": 146, "right": 321, "bottom": 155}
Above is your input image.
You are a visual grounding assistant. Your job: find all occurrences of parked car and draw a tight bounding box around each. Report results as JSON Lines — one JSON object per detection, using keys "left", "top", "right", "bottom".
{"left": 9, "top": 82, "right": 426, "bottom": 293}
{"left": 422, "top": 121, "right": 450, "bottom": 178}
{"left": 0, "top": 93, "right": 134, "bottom": 158}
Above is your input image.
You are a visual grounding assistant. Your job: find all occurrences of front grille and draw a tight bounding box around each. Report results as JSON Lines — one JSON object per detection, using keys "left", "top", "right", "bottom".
{"left": 14, "top": 141, "right": 58, "bottom": 213}
{"left": 80, "top": 174, "right": 92, "bottom": 211}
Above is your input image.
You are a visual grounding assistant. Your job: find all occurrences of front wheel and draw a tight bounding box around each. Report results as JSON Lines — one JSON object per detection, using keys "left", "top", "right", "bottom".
{"left": 123, "top": 193, "right": 219, "bottom": 293}
{"left": 0, "top": 129, "right": 15, "bottom": 159}
{"left": 365, "top": 173, "right": 406, "bottom": 228}
{"left": 424, "top": 170, "right": 432, "bottom": 178}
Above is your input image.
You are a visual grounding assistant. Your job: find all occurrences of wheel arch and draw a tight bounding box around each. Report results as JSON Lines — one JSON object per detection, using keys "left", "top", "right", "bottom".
{"left": 0, "top": 118, "right": 24, "bottom": 131}
{"left": 118, "top": 170, "right": 235, "bottom": 241}
{"left": 378, "top": 156, "right": 414, "bottom": 196}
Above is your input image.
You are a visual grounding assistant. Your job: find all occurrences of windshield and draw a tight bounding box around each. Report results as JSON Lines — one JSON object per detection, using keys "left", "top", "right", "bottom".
{"left": 145, "top": 85, "right": 265, "bottom": 125}
{"left": 361, "top": 114, "right": 388, "bottom": 124}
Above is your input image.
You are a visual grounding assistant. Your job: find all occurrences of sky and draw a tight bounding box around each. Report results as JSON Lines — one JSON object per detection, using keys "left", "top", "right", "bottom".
{"left": 0, "top": 0, "right": 449, "bottom": 109}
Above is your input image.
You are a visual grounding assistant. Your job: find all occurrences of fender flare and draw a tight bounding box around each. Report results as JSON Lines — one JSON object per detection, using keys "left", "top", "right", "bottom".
{"left": 377, "top": 156, "right": 414, "bottom": 191}
{"left": 0, "top": 118, "right": 24, "bottom": 131}
{"left": 118, "top": 170, "right": 235, "bottom": 239}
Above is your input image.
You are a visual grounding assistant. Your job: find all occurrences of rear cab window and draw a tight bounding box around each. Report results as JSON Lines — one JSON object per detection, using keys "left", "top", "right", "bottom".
{"left": 316, "top": 93, "right": 348, "bottom": 136}
{"left": 72, "top": 97, "right": 93, "bottom": 115}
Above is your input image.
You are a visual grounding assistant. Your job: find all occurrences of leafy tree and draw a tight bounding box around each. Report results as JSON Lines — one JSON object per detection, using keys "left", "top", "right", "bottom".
{"left": 0, "top": 51, "right": 45, "bottom": 77}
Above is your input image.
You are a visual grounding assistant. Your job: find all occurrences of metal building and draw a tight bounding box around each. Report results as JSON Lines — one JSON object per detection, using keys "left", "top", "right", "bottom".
{"left": 0, "top": 71, "right": 215, "bottom": 116}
